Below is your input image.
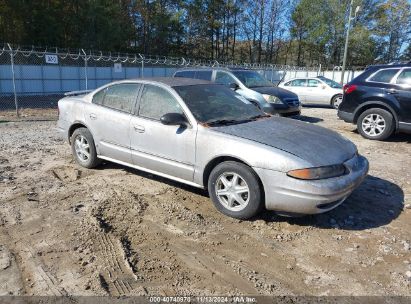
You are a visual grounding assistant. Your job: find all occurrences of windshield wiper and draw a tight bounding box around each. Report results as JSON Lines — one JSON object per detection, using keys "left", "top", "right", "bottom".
{"left": 206, "top": 115, "right": 270, "bottom": 126}
{"left": 248, "top": 114, "right": 271, "bottom": 120}
{"left": 206, "top": 119, "right": 249, "bottom": 126}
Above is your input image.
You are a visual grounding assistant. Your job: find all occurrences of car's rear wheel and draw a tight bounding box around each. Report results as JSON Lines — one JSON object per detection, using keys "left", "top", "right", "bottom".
{"left": 331, "top": 94, "right": 343, "bottom": 109}
{"left": 208, "top": 161, "right": 263, "bottom": 219}
{"left": 71, "top": 128, "right": 100, "bottom": 168}
{"left": 357, "top": 108, "right": 395, "bottom": 140}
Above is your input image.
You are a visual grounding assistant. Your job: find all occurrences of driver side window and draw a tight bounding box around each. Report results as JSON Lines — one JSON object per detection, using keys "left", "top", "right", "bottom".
{"left": 215, "top": 71, "right": 237, "bottom": 85}
{"left": 307, "top": 79, "right": 320, "bottom": 87}
{"left": 138, "top": 85, "right": 184, "bottom": 120}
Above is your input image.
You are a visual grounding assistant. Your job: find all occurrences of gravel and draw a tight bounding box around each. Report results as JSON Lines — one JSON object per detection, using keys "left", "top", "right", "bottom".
{"left": 0, "top": 107, "right": 410, "bottom": 296}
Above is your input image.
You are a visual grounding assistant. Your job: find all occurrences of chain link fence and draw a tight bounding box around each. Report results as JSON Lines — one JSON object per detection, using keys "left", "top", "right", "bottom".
{"left": 0, "top": 43, "right": 362, "bottom": 120}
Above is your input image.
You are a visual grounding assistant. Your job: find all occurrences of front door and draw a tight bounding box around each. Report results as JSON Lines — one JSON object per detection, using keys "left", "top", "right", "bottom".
{"left": 305, "top": 79, "right": 328, "bottom": 104}
{"left": 84, "top": 83, "right": 141, "bottom": 163}
{"left": 130, "top": 84, "right": 196, "bottom": 181}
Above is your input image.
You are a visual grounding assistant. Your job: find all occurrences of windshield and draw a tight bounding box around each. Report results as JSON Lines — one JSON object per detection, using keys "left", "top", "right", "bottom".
{"left": 174, "top": 84, "right": 265, "bottom": 125}
{"left": 318, "top": 77, "right": 342, "bottom": 89}
{"left": 231, "top": 71, "right": 273, "bottom": 88}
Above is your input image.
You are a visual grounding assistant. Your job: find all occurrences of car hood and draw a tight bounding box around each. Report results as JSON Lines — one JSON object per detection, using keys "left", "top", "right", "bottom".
{"left": 212, "top": 117, "right": 357, "bottom": 167}
{"left": 250, "top": 86, "right": 298, "bottom": 100}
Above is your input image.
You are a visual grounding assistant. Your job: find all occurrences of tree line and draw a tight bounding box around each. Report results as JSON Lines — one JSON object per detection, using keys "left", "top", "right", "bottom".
{"left": 0, "top": 0, "right": 410, "bottom": 67}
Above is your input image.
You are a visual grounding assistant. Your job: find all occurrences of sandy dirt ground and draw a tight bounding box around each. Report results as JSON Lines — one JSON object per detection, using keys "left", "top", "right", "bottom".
{"left": 0, "top": 107, "right": 410, "bottom": 296}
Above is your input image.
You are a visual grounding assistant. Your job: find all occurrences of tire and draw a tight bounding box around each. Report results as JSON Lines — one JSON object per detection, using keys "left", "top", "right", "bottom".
{"left": 331, "top": 94, "right": 343, "bottom": 109}
{"left": 208, "top": 161, "right": 263, "bottom": 219}
{"left": 357, "top": 108, "right": 395, "bottom": 140}
{"left": 71, "top": 127, "right": 101, "bottom": 168}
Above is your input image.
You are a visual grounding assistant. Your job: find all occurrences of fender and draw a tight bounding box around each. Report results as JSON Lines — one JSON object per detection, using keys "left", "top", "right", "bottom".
{"left": 353, "top": 100, "right": 400, "bottom": 128}
{"left": 68, "top": 120, "right": 96, "bottom": 143}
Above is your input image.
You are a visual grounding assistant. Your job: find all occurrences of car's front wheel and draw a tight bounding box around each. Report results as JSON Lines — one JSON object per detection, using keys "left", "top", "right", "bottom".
{"left": 357, "top": 108, "right": 395, "bottom": 140}
{"left": 71, "top": 127, "right": 101, "bottom": 168}
{"left": 208, "top": 161, "right": 263, "bottom": 219}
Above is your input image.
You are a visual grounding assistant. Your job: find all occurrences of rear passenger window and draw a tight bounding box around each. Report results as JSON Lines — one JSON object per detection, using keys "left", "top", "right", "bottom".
{"left": 396, "top": 69, "right": 411, "bottom": 85}
{"left": 100, "top": 83, "right": 140, "bottom": 113}
{"left": 195, "top": 71, "right": 212, "bottom": 81}
{"left": 92, "top": 88, "right": 106, "bottom": 105}
{"left": 175, "top": 71, "right": 195, "bottom": 78}
{"left": 369, "top": 69, "right": 399, "bottom": 83}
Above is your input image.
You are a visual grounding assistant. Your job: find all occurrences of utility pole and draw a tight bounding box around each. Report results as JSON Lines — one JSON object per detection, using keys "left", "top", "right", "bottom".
{"left": 341, "top": 0, "right": 360, "bottom": 84}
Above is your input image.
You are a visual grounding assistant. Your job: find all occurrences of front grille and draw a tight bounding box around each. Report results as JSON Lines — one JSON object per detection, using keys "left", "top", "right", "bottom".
{"left": 283, "top": 98, "right": 300, "bottom": 107}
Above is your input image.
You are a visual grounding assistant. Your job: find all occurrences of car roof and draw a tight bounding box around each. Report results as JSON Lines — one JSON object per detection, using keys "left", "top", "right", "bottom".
{"left": 366, "top": 63, "right": 411, "bottom": 69}
{"left": 284, "top": 77, "right": 322, "bottom": 81}
{"left": 129, "top": 77, "right": 213, "bottom": 87}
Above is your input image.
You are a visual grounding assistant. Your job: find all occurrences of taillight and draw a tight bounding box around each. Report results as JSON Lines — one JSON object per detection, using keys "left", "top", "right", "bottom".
{"left": 343, "top": 84, "right": 357, "bottom": 94}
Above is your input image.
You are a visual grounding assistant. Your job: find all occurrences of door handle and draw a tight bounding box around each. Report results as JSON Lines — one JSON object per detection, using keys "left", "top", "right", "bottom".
{"left": 89, "top": 113, "right": 97, "bottom": 120}
{"left": 134, "top": 125, "right": 145, "bottom": 133}
{"left": 386, "top": 89, "right": 398, "bottom": 95}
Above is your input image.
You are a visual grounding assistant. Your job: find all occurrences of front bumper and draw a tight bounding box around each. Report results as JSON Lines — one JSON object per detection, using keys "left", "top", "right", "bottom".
{"left": 254, "top": 154, "right": 369, "bottom": 215}
{"left": 271, "top": 103, "right": 302, "bottom": 116}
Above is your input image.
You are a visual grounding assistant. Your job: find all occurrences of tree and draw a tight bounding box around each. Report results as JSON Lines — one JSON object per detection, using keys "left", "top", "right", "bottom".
{"left": 0, "top": 0, "right": 410, "bottom": 66}
{"left": 373, "top": 0, "right": 411, "bottom": 62}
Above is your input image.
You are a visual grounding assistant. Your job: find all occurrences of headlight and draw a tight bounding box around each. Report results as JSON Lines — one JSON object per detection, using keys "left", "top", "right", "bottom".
{"left": 262, "top": 94, "right": 282, "bottom": 104}
{"left": 287, "top": 164, "right": 347, "bottom": 180}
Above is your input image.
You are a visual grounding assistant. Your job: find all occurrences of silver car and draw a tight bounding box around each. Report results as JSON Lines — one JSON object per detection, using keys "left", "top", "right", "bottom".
{"left": 57, "top": 78, "right": 369, "bottom": 219}
{"left": 279, "top": 76, "right": 343, "bottom": 108}
{"left": 174, "top": 68, "right": 301, "bottom": 116}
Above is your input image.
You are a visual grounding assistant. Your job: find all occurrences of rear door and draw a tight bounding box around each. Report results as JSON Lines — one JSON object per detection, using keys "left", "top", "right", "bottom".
{"left": 129, "top": 84, "right": 197, "bottom": 181}
{"left": 84, "top": 83, "right": 140, "bottom": 163}
{"left": 393, "top": 68, "right": 411, "bottom": 123}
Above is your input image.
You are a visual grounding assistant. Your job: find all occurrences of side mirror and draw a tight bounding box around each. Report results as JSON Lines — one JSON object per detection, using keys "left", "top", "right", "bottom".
{"left": 321, "top": 85, "right": 327, "bottom": 89}
{"left": 160, "top": 113, "right": 188, "bottom": 126}
{"left": 229, "top": 83, "right": 240, "bottom": 90}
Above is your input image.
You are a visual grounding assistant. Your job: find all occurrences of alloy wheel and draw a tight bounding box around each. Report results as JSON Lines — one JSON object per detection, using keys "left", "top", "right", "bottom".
{"left": 215, "top": 172, "right": 250, "bottom": 211}
{"left": 333, "top": 96, "right": 343, "bottom": 109}
{"left": 74, "top": 135, "right": 90, "bottom": 161}
{"left": 362, "top": 114, "right": 386, "bottom": 137}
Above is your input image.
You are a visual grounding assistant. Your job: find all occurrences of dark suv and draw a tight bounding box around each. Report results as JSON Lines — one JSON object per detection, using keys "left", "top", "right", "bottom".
{"left": 338, "top": 63, "right": 411, "bottom": 140}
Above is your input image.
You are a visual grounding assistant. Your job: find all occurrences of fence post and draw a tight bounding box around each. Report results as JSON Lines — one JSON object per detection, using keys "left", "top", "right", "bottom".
{"left": 139, "top": 54, "right": 144, "bottom": 77}
{"left": 81, "top": 49, "right": 88, "bottom": 90}
{"left": 270, "top": 65, "right": 274, "bottom": 82}
{"left": 7, "top": 44, "right": 19, "bottom": 117}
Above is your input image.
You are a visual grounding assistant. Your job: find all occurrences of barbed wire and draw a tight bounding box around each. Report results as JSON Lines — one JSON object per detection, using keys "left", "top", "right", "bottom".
{"left": 1, "top": 43, "right": 323, "bottom": 71}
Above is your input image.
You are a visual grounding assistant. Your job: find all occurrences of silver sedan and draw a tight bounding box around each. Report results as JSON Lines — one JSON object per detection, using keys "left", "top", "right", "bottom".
{"left": 57, "top": 78, "right": 369, "bottom": 219}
